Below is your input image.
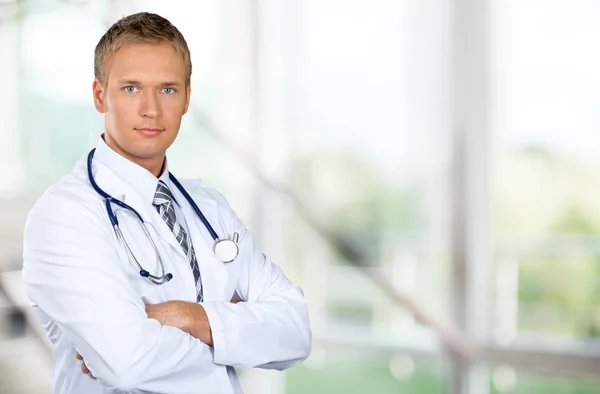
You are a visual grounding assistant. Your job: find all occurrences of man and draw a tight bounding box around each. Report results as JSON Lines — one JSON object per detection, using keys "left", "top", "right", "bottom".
{"left": 22, "top": 12, "right": 311, "bottom": 394}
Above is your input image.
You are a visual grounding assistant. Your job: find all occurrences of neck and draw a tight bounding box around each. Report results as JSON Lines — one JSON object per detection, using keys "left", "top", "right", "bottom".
{"left": 103, "top": 133, "right": 165, "bottom": 177}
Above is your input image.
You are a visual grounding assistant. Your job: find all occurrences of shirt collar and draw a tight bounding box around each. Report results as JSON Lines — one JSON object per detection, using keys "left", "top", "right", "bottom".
{"left": 94, "top": 135, "right": 178, "bottom": 206}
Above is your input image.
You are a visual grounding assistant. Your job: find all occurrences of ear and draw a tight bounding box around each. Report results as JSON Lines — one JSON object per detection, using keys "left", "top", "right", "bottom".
{"left": 182, "top": 84, "right": 191, "bottom": 115}
{"left": 92, "top": 79, "right": 107, "bottom": 113}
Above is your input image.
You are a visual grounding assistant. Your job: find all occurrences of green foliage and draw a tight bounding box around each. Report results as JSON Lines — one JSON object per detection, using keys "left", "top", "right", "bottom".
{"left": 496, "top": 148, "right": 600, "bottom": 338}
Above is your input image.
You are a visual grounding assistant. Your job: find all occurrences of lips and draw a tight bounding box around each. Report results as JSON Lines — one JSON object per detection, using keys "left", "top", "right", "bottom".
{"left": 135, "top": 127, "right": 164, "bottom": 136}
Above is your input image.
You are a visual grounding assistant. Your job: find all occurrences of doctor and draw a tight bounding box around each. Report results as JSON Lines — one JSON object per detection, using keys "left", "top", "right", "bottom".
{"left": 22, "top": 11, "right": 311, "bottom": 394}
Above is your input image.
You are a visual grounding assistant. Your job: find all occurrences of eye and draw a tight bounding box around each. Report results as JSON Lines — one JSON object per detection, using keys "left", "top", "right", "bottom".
{"left": 124, "top": 86, "right": 138, "bottom": 93}
{"left": 162, "top": 87, "right": 176, "bottom": 94}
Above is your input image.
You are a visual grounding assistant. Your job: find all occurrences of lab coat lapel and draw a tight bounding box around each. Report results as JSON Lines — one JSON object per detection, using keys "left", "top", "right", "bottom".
{"left": 123, "top": 192, "right": 187, "bottom": 260}
{"left": 92, "top": 160, "right": 187, "bottom": 261}
{"left": 175, "top": 183, "right": 229, "bottom": 302}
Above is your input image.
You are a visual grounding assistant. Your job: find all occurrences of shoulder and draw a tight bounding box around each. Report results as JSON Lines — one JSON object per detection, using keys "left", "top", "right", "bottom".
{"left": 26, "top": 159, "right": 105, "bottom": 231}
{"left": 176, "top": 178, "right": 244, "bottom": 231}
{"left": 177, "top": 178, "right": 233, "bottom": 210}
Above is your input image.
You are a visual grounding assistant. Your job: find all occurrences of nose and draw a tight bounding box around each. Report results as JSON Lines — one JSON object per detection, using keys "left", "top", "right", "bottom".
{"left": 139, "top": 91, "right": 161, "bottom": 119}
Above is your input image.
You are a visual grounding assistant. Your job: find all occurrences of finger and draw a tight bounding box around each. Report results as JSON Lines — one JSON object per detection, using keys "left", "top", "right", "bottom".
{"left": 88, "top": 372, "right": 96, "bottom": 380}
{"left": 230, "top": 299, "right": 239, "bottom": 304}
{"left": 81, "top": 363, "right": 89, "bottom": 374}
{"left": 75, "top": 352, "right": 83, "bottom": 360}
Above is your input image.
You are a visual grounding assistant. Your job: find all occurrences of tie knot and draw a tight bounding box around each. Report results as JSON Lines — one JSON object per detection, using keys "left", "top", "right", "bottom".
{"left": 153, "top": 181, "right": 175, "bottom": 207}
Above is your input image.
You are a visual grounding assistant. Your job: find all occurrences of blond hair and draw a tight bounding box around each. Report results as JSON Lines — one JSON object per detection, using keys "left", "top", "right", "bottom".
{"left": 94, "top": 12, "right": 192, "bottom": 85}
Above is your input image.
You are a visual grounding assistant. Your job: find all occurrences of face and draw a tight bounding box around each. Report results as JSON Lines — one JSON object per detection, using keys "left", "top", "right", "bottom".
{"left": 92, "top": 42, "right": 191, "bottom": 174}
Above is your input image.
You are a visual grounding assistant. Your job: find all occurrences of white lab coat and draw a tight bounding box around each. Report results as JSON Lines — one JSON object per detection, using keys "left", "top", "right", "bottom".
{"left": 22, "top": 146, "right": 311, "bottom": 394}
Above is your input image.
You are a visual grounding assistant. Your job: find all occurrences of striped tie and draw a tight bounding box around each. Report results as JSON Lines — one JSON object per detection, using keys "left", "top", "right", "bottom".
{"left": 153, "top": 181, "right": 203, "bottom": 302}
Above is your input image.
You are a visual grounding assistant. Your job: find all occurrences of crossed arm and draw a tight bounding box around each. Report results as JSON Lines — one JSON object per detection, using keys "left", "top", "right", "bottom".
{"left": 77, "top": 300, "right": 227, "bottom": 379}
{"left": 144, "top": 300, "right": 220, "bottom": 345}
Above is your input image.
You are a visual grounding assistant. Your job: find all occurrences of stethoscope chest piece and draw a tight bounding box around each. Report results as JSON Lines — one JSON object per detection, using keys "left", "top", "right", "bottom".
{"left": 214, "top": 232, "right": 239, "bottom": 263}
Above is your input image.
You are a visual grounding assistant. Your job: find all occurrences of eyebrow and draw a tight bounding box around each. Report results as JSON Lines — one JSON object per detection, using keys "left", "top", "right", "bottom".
{"left": 159, "top": 81, "right": 184, "bottom": 87}
{"left": 117, "top": 80, "right": 184, "bottom": 86}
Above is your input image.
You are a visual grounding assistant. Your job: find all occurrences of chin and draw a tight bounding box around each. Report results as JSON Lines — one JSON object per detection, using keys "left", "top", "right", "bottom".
{"left": 131, "top": 148, "right": 166, "bottom": 160}
{"left": 130, "top": 138, "right": 170, "bottom": 157}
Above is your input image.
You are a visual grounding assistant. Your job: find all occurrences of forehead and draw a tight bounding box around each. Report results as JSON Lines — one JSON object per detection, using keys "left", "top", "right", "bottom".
{"left": 106, "top": 43, "right": 187, "bottom": 84}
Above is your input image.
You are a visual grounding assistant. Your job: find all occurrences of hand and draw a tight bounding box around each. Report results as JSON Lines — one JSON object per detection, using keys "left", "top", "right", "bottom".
{"left": 75, "top": 352, "right": 95, "bottom": 380}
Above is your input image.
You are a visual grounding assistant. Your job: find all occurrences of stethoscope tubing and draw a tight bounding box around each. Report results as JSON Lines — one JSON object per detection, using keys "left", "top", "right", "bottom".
{"left": 85, "top": 148, "right": 231, "bottom": 285}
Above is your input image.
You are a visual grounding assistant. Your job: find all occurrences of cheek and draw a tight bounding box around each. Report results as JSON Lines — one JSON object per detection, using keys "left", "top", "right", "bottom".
{"left": 107, "top": 97, "right": 137, "bottom": 124}
{"left": 164, "top": 96, "right": 186, "bottom": 111}
{"left": 163, "top": 100, "right": 187, "bottom": 124}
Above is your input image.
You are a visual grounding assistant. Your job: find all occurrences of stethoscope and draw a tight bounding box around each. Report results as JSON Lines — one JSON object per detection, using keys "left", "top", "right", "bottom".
{"left": 87, "top": 148, "right": 239, "bottom": 285}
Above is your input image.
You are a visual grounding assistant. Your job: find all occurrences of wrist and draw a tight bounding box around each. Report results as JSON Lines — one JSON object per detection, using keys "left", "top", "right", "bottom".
{"left": 186, "top": 303, "right": 213, "bottom": 346}
{"left": 180, "top": 302, "right": 196, "bottom": 332}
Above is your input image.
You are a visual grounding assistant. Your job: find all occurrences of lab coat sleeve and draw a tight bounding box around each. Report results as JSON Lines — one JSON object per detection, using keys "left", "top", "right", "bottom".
{"left": 200, "top": 191, "right": 312, "bottom": 370}
{"left": 22, "top": 190, "right": 219, "bottom": 393}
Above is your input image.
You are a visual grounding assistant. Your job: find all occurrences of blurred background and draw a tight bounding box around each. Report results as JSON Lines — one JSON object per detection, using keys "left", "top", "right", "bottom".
{"left": 1, "top": 0, "right": 600, "bottom": 393}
